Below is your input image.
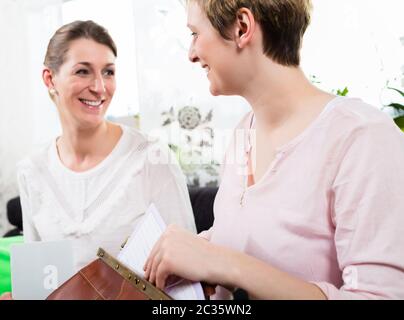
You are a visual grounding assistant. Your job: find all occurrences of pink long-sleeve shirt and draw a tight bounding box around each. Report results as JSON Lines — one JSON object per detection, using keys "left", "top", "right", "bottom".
{"left": 202, "top": 97, "right": 404, "bottom": 299}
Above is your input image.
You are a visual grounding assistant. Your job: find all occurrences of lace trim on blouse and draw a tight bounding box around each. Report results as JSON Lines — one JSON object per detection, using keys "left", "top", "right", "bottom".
{"left": 30, "top": 140, "right": 152, "bottom": 237}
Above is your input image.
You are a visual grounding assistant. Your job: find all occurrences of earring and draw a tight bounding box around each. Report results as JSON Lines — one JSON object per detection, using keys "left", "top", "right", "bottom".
{"left": 49, "top": 88, "right": 57, "bottom": 95}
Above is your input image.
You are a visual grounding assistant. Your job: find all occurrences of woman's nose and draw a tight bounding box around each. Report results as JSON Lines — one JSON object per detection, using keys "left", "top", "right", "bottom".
{"left": 188, "top": 44, "right": 199, "bottom": 63}
{"left": 89, "top": 75, "right": 106, "bottom": 94}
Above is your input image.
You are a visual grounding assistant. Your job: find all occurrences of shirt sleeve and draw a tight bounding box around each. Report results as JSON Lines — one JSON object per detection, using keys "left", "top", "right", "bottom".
{"left": 17, "top": 166, "right": 40, "bottom": 242}
{"left": 145, "top": 142, "right": 197, "bottom": 233}
{"left": 313, "top": 121, "right": 404, "bottom": 299}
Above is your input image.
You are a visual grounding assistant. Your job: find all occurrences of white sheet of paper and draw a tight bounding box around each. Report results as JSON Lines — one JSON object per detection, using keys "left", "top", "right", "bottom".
{"left": 117, "top": 203, "right": 205, "bottom": 300}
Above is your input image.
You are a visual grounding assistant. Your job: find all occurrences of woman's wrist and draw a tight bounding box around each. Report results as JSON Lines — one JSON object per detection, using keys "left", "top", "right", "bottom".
{"left": 207, "top": 244, "right": 243, "bottom": 290}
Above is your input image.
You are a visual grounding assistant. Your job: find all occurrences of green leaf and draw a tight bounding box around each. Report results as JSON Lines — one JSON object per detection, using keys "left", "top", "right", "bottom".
{"left": 388, "top": 87, "right": 404, "bottom": 98}
{"left": 388, "top": 103, "right": 404, "bottom": 111}
{"left": 336, "top": 87, "right": 349, "bottom": 96}
{"left": 394, "top": 116, "right": 404, "bottom": 130}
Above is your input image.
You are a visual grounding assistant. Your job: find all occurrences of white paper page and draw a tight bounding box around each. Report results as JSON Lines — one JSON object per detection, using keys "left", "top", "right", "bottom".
{"left": 117, "top": 203, "right": 205, "bottom": 300}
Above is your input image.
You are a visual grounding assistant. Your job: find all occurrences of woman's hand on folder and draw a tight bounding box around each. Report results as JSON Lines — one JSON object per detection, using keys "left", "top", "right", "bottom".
{"left": 143, "top": 224, "right": 237, "bottom": 291}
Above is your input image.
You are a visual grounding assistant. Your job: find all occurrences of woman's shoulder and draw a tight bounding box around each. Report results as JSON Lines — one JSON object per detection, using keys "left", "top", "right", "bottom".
{"left": 121, "top": 127, "right": 184, "bottom": 184}
{"left": 120, "top": 124, "right": 173, "bottom": 163}
{"left": 325, "top": 97, "right": 404, "bottom": 154}
{"left": 121, "top": 125, "right": 159, "bottom": 149}
{"left": 17, "top": 141, "right": 53, "bottom": 175}
{"left": 330, "top": 97, "right": 397, "bottom": 132}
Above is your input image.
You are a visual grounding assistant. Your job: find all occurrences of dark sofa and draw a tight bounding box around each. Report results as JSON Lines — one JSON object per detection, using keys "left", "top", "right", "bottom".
{"left": 3, "top": 197, "right": 23, "bottom": 237}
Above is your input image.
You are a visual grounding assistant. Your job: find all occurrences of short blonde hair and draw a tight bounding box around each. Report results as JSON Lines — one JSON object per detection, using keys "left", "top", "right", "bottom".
{"left": 189, "top": 0, "right": 312, "bottom": 66}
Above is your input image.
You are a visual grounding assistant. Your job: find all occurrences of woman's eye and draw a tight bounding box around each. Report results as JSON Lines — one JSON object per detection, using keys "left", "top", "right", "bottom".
{"left": 104, "top": 69, "right": 115, "bottom": 76}
{"left": 76, "top": 69, "right": 89, "bottom": 75}
{"left": 191, "top": 32, "right": 197, "bottom": 37}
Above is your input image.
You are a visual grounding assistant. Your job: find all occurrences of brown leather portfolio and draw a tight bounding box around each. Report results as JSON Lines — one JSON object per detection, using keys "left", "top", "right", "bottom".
{"left": 46, "top": 248, "right": 172, "bottom": 300}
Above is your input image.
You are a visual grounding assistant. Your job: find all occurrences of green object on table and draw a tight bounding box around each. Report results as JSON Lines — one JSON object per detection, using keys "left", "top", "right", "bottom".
{"left": 0, "top": 236, "right": 23, "bottom": 295}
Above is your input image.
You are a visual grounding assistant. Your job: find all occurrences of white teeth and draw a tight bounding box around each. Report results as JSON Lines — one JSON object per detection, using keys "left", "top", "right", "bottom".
{"left": 80, "top": 99, "right": 103, "bottom": 107}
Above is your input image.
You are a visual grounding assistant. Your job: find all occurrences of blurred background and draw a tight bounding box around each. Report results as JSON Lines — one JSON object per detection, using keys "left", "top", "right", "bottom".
{"left": 0, "top": 0, "right": 403, "bottom": 235}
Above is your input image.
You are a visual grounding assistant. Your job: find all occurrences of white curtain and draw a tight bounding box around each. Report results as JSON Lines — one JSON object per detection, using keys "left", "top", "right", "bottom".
{"left": 0, "top": 0, "right": 63, "bottom": 235}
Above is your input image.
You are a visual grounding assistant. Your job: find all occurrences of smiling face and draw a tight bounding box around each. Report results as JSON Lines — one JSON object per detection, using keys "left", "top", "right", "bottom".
{"left": 46, "top": 38, "right": 116, "bottom": 129}
{"left": 187, "top": 2, "right": 242, "bottom": 96}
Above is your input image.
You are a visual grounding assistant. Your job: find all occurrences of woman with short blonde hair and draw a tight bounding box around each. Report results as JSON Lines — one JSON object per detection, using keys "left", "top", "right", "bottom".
{"left": 144, "top": 0, "right": 404, "bottom": 300}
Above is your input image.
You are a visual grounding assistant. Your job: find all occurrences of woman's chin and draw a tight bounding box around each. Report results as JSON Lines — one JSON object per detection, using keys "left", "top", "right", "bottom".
{"left": 76, "top": 115, "right": 106, "bottom": 130}
{"left": 209, "top": 84, "right": 221, "bottom": 96}
{"left": 209, "top": 84, "right": 234, "bottom": 97}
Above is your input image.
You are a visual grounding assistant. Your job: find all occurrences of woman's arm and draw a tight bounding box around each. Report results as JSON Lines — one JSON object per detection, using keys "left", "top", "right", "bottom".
{"left": 223, "top": 249, "right": 327, "bottom": 300}
{"left": 17, "top": 168, "right": 40, "bottom": 242}
{"left": 145, "top": 143, "right": 196, "bottom": 233}
{"left": 311, "top": 121, "right": 404, "bottom": 300}
{"left": 143, "top": 225, "right": 326, "bottom": 299}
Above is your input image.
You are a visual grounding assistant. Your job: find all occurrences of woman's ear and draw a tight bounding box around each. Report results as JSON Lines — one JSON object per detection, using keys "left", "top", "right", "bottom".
{"left": 42, "top": 68, "right": 54, "bottom": 89}
{"left": 42, "top": 68, "right": 58, "bottom": 97}
{"left": 234, "top": 8, "right": 256, "bottom": 49}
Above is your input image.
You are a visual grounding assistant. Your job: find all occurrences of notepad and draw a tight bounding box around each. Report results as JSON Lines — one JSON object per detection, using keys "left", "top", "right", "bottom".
{"left": 117, "top": 204, "right": 205, "bottom": 300}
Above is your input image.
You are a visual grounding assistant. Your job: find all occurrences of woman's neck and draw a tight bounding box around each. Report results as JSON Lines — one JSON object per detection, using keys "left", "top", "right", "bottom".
{"left": 57, "top": 121, "right": 122, "bottom": 172}
{"left": 242, "top": 60, "right": 334, "bottom": 131}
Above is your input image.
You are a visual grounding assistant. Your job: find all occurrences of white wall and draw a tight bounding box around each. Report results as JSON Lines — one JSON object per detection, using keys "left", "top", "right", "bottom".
{"left": 302, "top": 0, "right": 404, "bottom": 107}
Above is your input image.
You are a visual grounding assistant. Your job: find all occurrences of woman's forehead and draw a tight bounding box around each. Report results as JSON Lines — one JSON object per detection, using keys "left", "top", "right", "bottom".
{"left": 63, "top": 39, "right": 116, "bottom": 65}
{"left": 186, "top": 1, "right": 207, "bottom": 27}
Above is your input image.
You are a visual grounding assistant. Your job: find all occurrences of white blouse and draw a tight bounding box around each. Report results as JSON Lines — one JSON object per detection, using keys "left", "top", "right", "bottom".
{"left": 17, "top": 125, "right": 196, "bottom": 271}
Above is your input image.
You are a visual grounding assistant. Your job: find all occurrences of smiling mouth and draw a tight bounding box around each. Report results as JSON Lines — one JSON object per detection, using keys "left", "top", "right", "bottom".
{"left": 79, "top": 98, "right": 105, "bottom": 108}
